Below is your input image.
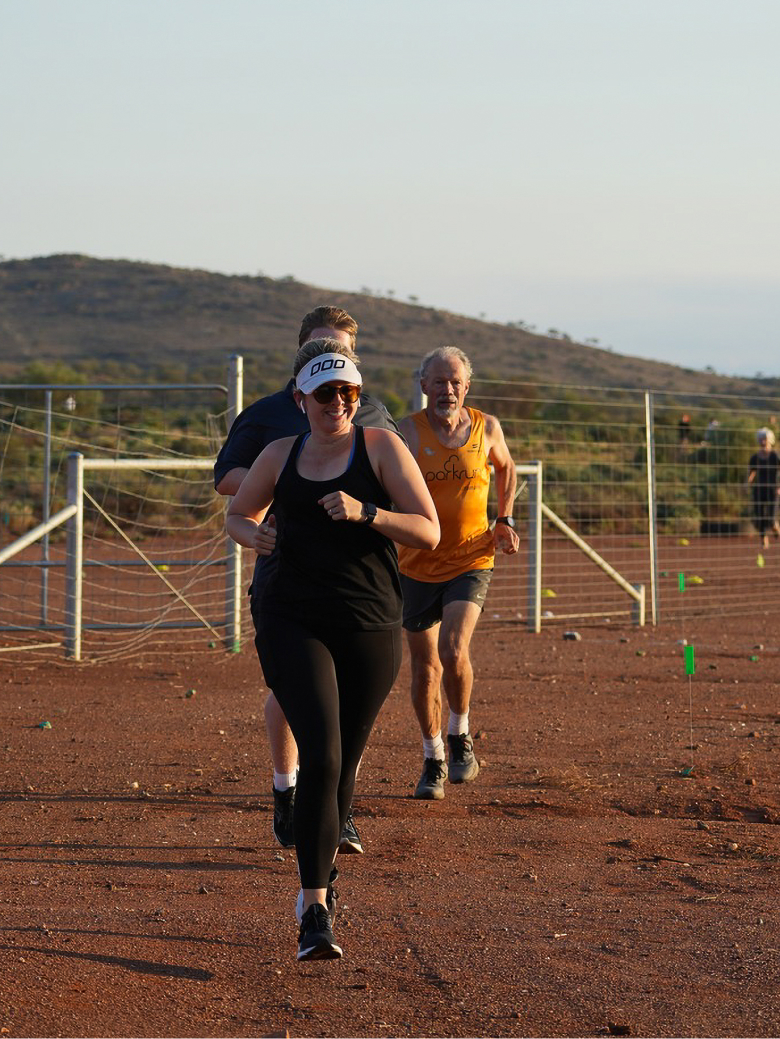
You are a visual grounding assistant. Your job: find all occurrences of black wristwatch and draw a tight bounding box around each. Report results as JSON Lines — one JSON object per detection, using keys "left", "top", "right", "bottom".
{"left": 496, "top": 516, "right": 516, "bottom": 528}
{"left": 362, "top": 502, "right": 378, "bottom": 524}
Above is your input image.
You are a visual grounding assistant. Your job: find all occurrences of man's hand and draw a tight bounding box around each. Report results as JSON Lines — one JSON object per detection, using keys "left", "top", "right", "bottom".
{"left": 494, "top": 522, "right": 519, "bottom": 555}
{"left": 253, "top": 514, "right": 277, "bottom": 556}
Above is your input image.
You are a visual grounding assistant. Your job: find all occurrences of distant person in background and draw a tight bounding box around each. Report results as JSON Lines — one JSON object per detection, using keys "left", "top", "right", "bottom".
{"left": 399, "top": 346, "right": 519, "bottom": 801}
{"left": 678, "top": 414, "right": 691, "bottom": 447}
{"left": 747, "top": 428, "right": 779, "bottom": 550}
{"left": 214, "top": 306, "right": 399, "bottom": 857}
{"left": 703, "top": 418, "right": 720, "bottom": 446}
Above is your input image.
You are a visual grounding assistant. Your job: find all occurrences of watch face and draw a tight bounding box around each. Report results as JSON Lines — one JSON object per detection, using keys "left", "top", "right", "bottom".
{"left": 498, "top": 516, "right": 515, "bottom": 528}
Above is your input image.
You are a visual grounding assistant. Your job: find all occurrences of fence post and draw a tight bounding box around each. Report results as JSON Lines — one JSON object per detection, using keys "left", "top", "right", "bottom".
{"left": 41, "top": 390, "right": 52, "bottom": 625}
{"left": 631, "top": 583, "right": 646, "bottom": 627}
{"left": 225, "top": 548, "right": 243, "bottom": 653}
{"left": 644, "top": 392, "right": 659, "bottom": 625}
{"left": 526, "top": 461, "right": 542, "bottom": 633}
{"left": 225, "top": 354, "right": 244, "bottom": 652}
{"left": 412, "top": 370, "right": 426, "bottom": 411}
{"left": 65, "top": 452, "right": 84, "bottom": 660}
{"left": 228, "top": 354, "right": 243, "bottom": 429}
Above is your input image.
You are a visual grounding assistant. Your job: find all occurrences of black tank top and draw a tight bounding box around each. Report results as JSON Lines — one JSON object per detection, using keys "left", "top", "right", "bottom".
{"left": 259, "top": 425, "right": 402, "bottom": 630}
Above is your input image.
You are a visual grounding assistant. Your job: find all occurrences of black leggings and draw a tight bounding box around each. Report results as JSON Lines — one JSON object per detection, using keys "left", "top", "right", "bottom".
{"left": 256, "top": 616, "right": 402, "bottom": 888}
{"left": 753, "top": 492, "right": 776, "bottom": 535}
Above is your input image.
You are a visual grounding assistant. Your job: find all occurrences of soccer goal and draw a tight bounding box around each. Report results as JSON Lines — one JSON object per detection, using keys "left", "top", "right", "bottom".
{"left": 487, "top": 462, "right": 646, "bottom": 632}
{"left": 0, "top": 357, "right": 248, "bottom": 661}
{"left": 0, "top": 451, "right": 246, "bottom": 662}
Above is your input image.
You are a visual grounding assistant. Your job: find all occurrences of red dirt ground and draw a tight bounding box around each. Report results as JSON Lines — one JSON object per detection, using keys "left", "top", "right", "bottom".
{"left": 1, "top": 614, "right": 779, "bottom": 1038}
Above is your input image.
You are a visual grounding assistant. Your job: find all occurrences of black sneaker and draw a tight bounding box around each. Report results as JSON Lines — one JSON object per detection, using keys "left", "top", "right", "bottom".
{"left": 297, "top": 903, "right": 342, "bottom": 961}
{"left": 447, "top": 732, "right": 480, "bottom": 784}
{"left": 296, "top": 866, "right": 339, "bottom": 924}
{"left": 414, "top": 757, "right": 448, "bottom": 800}
{"left": 272, "top": 785, "right": 295, "bottom": 848}
{"left": 338, "top": 810, "right": 363, "bottom": 855}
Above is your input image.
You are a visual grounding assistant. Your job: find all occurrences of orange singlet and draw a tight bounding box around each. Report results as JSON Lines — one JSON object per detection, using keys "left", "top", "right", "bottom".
{"left": 399, "top": 407, "right": 494, "bottom": 582}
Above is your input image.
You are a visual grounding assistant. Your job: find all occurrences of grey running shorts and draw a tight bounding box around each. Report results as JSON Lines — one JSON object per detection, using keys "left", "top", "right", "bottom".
{"left": 400, "top": 569, "right": 493, "bottom": 632}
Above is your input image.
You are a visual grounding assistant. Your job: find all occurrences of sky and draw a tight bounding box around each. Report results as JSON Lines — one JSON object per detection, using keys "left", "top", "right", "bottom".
{"left": 2, "top": 0, "right": 779, "bottom": 376}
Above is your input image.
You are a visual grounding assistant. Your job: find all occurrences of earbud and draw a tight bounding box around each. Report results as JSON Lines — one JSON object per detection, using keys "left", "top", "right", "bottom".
{"left": 299, "top": 400, "right": 306, "bottom": 413}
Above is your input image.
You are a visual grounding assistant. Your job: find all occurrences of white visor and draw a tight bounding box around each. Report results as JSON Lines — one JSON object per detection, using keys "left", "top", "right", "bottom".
{"left": 296, "top": 353, "right": 363, "bottom": 395}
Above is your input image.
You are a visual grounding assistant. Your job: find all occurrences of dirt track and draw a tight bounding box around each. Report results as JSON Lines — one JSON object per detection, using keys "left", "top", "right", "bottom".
{"left": 1, "top": 614, "right": 779, "bottom": 1038}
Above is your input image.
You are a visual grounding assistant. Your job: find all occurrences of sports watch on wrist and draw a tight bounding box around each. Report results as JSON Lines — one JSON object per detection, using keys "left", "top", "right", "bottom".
{"left": 362, "top": 502, "right": 378, "bottom": 524}
{"left": 496, "top": 516, "right": 516, "bottom": 528}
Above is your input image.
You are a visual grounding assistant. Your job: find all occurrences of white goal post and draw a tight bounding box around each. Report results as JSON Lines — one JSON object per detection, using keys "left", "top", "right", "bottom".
{"left": 0, "top": 452, "right": 241, "bottom": 661}
{"left": 520, "top": 462, "right": 645, "bottom": 632}
{"left": 0, "top": 451, "right": 644, "bottom": 662}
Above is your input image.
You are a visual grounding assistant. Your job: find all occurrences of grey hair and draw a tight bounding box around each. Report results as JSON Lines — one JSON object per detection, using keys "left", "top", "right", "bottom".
{"left": 293, "top": 337, "right": 360, "bottom": 377}
{"left": 419, "top": 346, "right": 473, "bottom": 381}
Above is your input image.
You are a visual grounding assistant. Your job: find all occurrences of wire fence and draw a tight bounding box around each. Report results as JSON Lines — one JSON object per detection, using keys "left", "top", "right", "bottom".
{"left": 2, "top": 371, "right": 779, "bottom": 661}
{"left": 0, "top": 382, "right": 254, "bottom": 661}
{"left": 470, "top": 378, "right": 780, "bottom": 628}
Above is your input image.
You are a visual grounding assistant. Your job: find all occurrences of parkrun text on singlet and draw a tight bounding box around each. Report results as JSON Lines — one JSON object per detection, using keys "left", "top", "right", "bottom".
{"left": 424, "top": 454, "right": 482, "bottom": 482}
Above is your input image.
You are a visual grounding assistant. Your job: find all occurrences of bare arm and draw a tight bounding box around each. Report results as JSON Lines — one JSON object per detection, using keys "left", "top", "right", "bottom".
{"left": 485, "top": 414, "right": 518, "bottom": 512}
{"left": 398, "top": 415, "right": 419, "bottom": 458}
{"left": 319, "top": 429, "right": 439, "bottom": 550}
{"left": 225, "top": 439, "right": 293, "bottom": 553}
{"left": 216, "top": 467, "right": 249, "bottom": 496}
{"left": 485, "top": 413, "right": 520, "bottom": 555}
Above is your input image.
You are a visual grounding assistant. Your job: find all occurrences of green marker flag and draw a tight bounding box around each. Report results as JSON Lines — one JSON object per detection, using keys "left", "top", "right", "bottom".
{"left": 678, "top": 572, "right": 685, "bottom": 593}
{"left": 684, "top": 644, "right": 695, "bottom": 675}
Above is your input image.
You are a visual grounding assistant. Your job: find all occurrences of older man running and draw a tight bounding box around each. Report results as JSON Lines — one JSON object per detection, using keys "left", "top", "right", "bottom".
{"left": 398, "top": 346, "right": 519, "bottom": 800}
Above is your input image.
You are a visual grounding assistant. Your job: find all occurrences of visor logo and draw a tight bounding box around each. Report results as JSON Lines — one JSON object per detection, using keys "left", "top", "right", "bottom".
{"left": 310, "top": 358, "right": 346, "bottom": 377}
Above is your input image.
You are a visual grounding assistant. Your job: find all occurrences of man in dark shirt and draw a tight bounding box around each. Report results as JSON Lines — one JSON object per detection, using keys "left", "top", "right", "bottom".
{"left": 214, "top": 306, "right": 399, "bottom": 854}
{"left": 747, "top": 427, "right": 780, "bottom": 550}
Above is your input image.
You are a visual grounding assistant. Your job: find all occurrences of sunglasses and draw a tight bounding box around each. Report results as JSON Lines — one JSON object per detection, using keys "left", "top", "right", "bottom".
{"left": 311, "top": 383, "right": 360, "bottom": 405}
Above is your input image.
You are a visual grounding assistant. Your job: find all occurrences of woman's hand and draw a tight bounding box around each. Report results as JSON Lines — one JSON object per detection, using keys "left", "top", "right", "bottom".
{"left": 253, "top": 514, "right": 277, "bottom": 555}
{"left": 319, "top": 491, "right": 363, "bottom": 522}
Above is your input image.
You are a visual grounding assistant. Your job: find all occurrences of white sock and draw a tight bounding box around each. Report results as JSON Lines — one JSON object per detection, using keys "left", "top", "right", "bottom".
{"left": 274, "top": 769, "right": 297, "bottom": 792}
{"left": 447, "top": 711, "right": 469, "bottom": 736}
{"left": 423, "top": 732, "right": 445, "bottom": 761}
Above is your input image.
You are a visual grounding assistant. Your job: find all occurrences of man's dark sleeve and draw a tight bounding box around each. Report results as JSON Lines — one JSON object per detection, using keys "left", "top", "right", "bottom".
{"left": 214, "top": 407, "right": 267, "bottom": 488}
{"left": 355, "top": 392, "right": 402, "bottom": 435}
{"left": 214, "top": 385, "right": 309, "bottom": 490}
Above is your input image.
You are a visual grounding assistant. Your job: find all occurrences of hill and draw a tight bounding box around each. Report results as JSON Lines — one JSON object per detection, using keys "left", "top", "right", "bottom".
{"left": 1, "top": 254, "right": 778, "bottom": 404}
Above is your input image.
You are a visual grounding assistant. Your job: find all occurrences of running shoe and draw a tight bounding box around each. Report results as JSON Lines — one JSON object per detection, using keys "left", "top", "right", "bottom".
{"left": 272, "top": 785, "right": 295, "bottom": 848}
{"left": 296, "top": 866, "right": 339, "bottom": 924}
{"left": 297, "top": 903, "right": 342, "bottom": 961}
{"left": 338, "top": 810, "right": 364, "bottom": 854}
{"left": 414, "top": 757, "right": 448, "bottom": 800}
{"left": 447, "top": 732, "right": 480, "bottom": 784}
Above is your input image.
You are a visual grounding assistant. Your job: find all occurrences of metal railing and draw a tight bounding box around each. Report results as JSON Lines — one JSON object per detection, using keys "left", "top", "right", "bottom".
{"left": 0, "top": 356, "right": 243, "bottom": 659}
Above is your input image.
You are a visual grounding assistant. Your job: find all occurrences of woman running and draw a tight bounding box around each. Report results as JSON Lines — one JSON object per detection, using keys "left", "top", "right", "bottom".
{"left": 226, "top": 338, "right": 439, "bottom": 961}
